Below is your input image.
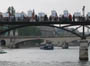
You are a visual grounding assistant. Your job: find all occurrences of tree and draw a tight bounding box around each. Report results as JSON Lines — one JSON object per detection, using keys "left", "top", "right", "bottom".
{"left": 11, "top": 6, "right": 15, "bottom": 16}
{"left": 18, "top": 26, "right": 41, "bottom": 36}
{"left": 7, "top": 6, "right": 15, "bottom": 16}
{"left": 7, "top": 6, "right": 16, "bottom": 36}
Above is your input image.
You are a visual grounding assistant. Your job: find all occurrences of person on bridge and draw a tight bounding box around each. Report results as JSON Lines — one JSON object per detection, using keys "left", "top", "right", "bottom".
{"left": 69, "top": 14, "right": 72, "bottom": 21}
{"left": 0, "top": 12, "right": 3, "bottom": 21}
{"left": 44, "top": 15, "right": 48, "bottom": 21}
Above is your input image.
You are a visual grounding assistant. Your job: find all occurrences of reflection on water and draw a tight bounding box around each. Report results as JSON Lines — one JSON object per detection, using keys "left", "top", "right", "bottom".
{"left": 0, "top": 61, "right": 90, "bottom": 66}
{"left": 79, "top": 61, "right": 90, "bottom": 66}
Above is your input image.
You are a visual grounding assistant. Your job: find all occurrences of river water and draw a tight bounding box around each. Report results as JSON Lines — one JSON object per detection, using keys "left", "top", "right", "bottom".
{"left": 0, "top": 46, "right": 90, "bottom": 66}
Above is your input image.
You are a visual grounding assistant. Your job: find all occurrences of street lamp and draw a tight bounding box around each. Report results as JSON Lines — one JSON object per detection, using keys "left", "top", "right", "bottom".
{"left": 82, "top": 6, "right": 85, "bottom": 17}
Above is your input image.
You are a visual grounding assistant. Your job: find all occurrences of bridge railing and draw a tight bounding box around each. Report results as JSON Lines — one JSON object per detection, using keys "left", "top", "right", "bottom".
{"left": 0, "top": 15, "right": 89, "bottom": 23}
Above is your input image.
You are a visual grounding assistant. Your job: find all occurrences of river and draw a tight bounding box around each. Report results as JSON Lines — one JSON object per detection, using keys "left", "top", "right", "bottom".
{"left": 0, "top": 46, "right": 90, "bottom": 66}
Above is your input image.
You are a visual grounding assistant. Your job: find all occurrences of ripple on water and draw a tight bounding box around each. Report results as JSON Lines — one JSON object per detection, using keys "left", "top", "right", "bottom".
{"left": 0, "top": 61, "right": 90, "bottom": 66}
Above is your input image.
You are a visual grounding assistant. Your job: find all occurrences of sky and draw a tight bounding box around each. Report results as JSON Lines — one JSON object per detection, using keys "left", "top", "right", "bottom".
{"left": 0, "top": 0, "right": 90, "bottom": 15}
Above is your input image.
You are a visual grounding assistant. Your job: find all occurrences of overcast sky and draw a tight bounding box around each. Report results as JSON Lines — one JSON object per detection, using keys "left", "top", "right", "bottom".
{"left": 0, "top": 0, "right": 90, "bottom": 15}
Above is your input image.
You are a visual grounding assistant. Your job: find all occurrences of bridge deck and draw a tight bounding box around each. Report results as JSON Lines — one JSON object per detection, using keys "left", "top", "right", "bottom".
{"left": 0, "top": 21, "right": 90, "bottom": 25}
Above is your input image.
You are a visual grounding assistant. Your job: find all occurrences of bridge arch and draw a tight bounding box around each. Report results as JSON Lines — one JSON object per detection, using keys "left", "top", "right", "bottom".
{"left": 1, "top": 39, "right": 6, "bottom": 46}
{"left": 14, "top": 39, "right": 44, "bottom": 48}
{"left": 0, "top": 24, "right": 82, "bottom": 38}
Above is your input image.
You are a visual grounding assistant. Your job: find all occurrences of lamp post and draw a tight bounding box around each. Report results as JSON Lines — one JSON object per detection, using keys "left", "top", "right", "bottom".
{"left": 82, "top": 6, "right": 85, "bottom": 17}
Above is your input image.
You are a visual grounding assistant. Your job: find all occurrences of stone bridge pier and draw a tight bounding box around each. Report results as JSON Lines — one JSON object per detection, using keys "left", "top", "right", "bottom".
{"left": 0, "top": 37, "right": 17, "bottom": 48}
{"left": 79, "top": 40, "right": 89, "bottom": 61}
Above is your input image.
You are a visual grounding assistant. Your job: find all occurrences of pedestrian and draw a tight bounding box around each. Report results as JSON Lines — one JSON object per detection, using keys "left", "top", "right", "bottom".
{"left": 69, "top": 14, "right": 72, "bottom": 21}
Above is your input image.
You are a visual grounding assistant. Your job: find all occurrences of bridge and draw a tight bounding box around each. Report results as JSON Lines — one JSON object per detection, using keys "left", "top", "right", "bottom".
{"left": 0, "top": 36, "right": 80, "bottom": 47}
{"left": 1, "top": 21, "right": 90, "bottom": 38}
{"left": 0, "top": 21, "right": 90, "bottom": 61}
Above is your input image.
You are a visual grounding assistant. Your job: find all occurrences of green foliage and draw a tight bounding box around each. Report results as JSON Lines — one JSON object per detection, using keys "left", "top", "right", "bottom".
{"left": 7, "top": 6, "right": 15, "bottom": 16}
{"left": 18, "top": 26, "right": 41, "bottom": 36}
{"left": 31, "top": 39, "right": 44, "bottom": 44}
